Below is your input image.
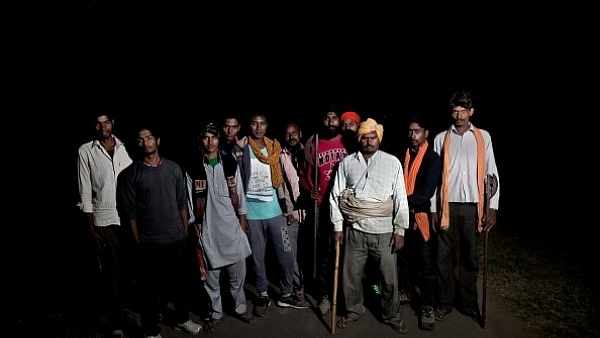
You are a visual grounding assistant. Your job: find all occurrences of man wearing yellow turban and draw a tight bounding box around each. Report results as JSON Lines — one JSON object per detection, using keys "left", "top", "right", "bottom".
{"left": 356, "top": 117, "right": 384, "bottom": 143}
{"left": 330, "top": 118, "right": 411, "bottom": 334}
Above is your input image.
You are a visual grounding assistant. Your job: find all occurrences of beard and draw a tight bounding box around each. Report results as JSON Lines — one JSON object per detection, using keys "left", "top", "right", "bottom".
{"left": 341, "top": 129, "right": 359, "bottom": 153}
{"left": 321, "top": 126, "right": 340, "bottom": 139}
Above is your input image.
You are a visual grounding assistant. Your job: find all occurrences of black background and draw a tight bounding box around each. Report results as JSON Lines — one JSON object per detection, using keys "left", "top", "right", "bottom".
{"left": 11, "top": 2, "right": 595, "bottom": 323}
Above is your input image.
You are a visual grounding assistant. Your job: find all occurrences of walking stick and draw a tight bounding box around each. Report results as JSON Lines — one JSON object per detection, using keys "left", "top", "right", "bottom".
{"left": 331, "top": 239, "right": 340, "bottom": 335}
{"left": 482, "top": 227, "right": 489, "bottom": 328}
{"left": 482, "top": 173, "right": 498, "bottom": 328}
{"left": 312, "top": 133, "right": 319, "bottom": 281}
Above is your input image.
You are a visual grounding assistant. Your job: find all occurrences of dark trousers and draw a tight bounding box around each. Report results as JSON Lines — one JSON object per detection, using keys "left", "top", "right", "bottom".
{"left": 95, "top": 225, "right": 125, "bottom": 331}
{"left": 436, "top": 203, "right": 480, "bottom": 313}
{"left": 139, "top": 239, "right": 190, "bottom": 336}
{"left": 402, "top": 223, "right": 438, "bottom": 308}
{"left": 315, "top": 204, "right": 336, "bottom": 301}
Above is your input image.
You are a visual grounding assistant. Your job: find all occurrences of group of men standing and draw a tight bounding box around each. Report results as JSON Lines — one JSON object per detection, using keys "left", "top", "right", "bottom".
{"left": 77, "top": 90, "right": 500, "bottom": 337}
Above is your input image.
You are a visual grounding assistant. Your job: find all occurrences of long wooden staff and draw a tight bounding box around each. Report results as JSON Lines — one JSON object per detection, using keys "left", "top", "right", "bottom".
{"left": 313, "top": 133, "right": 319, "bottom": 280}
{"left": 331, "top": 239, "right": 340, "bottom": 335}
{"left": 482, "top": 224, "right": 489, "bottom": 328}
{"left": 482, "top": 173, "right": 498, "bottom": 328}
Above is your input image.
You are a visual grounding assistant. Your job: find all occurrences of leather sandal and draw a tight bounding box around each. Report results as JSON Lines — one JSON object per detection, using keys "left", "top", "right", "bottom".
{"left": 390, "top": 319, "right": 408, "bottom": 334}
{"left": 336, "top": 315, "right": 359, "bottom": 328}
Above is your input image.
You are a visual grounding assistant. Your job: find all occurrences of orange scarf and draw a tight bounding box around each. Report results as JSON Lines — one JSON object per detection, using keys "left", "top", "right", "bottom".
{"left": 404, "top": 140, "right": 431, "bottom": 241}
{"left": 440, "top": 126, "right": 485, "bottom": 232}
{"left": 248, "top": 136, "right": 284, "bottom": 188}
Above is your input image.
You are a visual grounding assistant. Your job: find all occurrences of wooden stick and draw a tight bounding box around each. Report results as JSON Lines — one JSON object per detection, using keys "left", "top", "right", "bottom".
{"left": 482, "top": 228, "right": 489, "bottom": 328}
{"left": 481, "top": 173, "right": 497, "bottom": 328}
{"left": 313, "top": 133, "right": 319, "bottom": 280}
{"left": 331, "top": 239, "right": 341, "bottom": 335}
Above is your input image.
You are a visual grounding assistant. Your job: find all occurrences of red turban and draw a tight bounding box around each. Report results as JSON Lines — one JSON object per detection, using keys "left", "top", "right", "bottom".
{"left": 340, "top": 111, "right": 361, "bottom": 124}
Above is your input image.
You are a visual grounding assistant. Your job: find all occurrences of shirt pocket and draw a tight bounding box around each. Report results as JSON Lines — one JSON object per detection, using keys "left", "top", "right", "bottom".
{"left": 215, "top": 178, "right": 231, "bottom": 198}
{"left": 361, "top": 176, "right": 391, "bottom": 201}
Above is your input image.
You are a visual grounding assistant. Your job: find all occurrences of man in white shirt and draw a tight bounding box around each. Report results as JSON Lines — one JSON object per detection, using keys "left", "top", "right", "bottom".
{"left": 77, "top": 112, "right": 132, "bottom": 338}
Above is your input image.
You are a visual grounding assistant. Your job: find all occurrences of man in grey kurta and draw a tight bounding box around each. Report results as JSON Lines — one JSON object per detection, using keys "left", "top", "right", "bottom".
{"left": 188, "top": 122, "right": 254, "bottom": 332}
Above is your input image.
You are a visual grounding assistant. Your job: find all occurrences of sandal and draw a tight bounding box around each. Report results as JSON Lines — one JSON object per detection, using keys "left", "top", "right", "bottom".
{"left": 390, "top": 320, "right": 408, "bottom": 334}
{"left": 203, "top": 319, "right": 218, "bottom": 333}
{"left": 336, "top": 315, "right": 359, "bottom": 328}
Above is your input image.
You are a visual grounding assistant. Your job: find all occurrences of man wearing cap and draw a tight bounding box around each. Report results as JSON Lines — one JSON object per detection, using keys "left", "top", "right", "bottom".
{"left": 187, "top": 122, "right": 255, "bottom": 332}
{"left": 330, "top": 118, "right": 411, "bottom": 334}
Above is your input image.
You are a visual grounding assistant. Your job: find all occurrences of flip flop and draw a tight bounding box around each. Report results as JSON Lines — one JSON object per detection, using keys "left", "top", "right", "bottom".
{"left": 390, "top": 320, "right": 408, "bottom": 334}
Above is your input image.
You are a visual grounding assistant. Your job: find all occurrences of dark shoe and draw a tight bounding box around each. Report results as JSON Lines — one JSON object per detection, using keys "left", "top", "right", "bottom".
{"left": 293, "top": 291, "right": 305, "bottom": 302}
{"left": 235, "top": 311, "right": 256, "bottom": 324}
{"left": 202, "top": 318, "right": 218, "bottom": 333}
{"left": 253, "top": 296, "right": 271, "bottom": 317}
{"left": 463, "top": 309, "right": 481, "bottom": 326}
{"left": 433, "top": 305, "right": 453, "bottom": 321}
{"left": 419, "top": 306, "right": 435, "bottom": 331}
{"left": 470, "top": 312, "right": 481, "bottom": 326}
{"left": 277, "top": 294, "right": 309, "bottom": 309}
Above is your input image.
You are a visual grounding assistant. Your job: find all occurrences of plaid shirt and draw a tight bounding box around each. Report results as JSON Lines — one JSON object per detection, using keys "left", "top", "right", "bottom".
{"left": 330, "top": 150, "right": 410, "bottom": 235}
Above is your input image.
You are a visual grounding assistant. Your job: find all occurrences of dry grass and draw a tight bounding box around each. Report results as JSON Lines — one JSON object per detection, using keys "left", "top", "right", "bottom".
{"left": 485, "top": 226, "right": 600, "bottom": 338}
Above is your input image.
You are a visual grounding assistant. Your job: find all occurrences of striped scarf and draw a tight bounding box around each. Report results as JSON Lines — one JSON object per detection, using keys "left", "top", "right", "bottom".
{"left": 440, "top": 126, "right": 485, "bottom": 232}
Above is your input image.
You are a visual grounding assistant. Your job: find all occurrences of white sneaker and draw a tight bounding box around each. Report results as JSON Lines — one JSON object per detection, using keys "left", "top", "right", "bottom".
{"left": 175, "top": 319, "right": 201, "bottom": 334}
{"left": 144, "top": 334, "right": 162, "bottom": 338}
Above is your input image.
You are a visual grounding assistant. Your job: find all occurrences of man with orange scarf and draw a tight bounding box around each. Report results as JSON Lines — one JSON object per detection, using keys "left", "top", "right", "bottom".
{"left": 401, "top": 115, "right": 442, "bottom": 331}
{"left": 430, "top": 91, "right": 500, "bottom": 326}
{"left": 232, "top": 113, "right": 309, "bottom": 318}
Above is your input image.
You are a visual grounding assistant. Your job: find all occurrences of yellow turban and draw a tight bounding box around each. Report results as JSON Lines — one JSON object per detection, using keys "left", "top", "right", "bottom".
{"left": 357, "top": 118, "right": 384, "bottom": 142}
